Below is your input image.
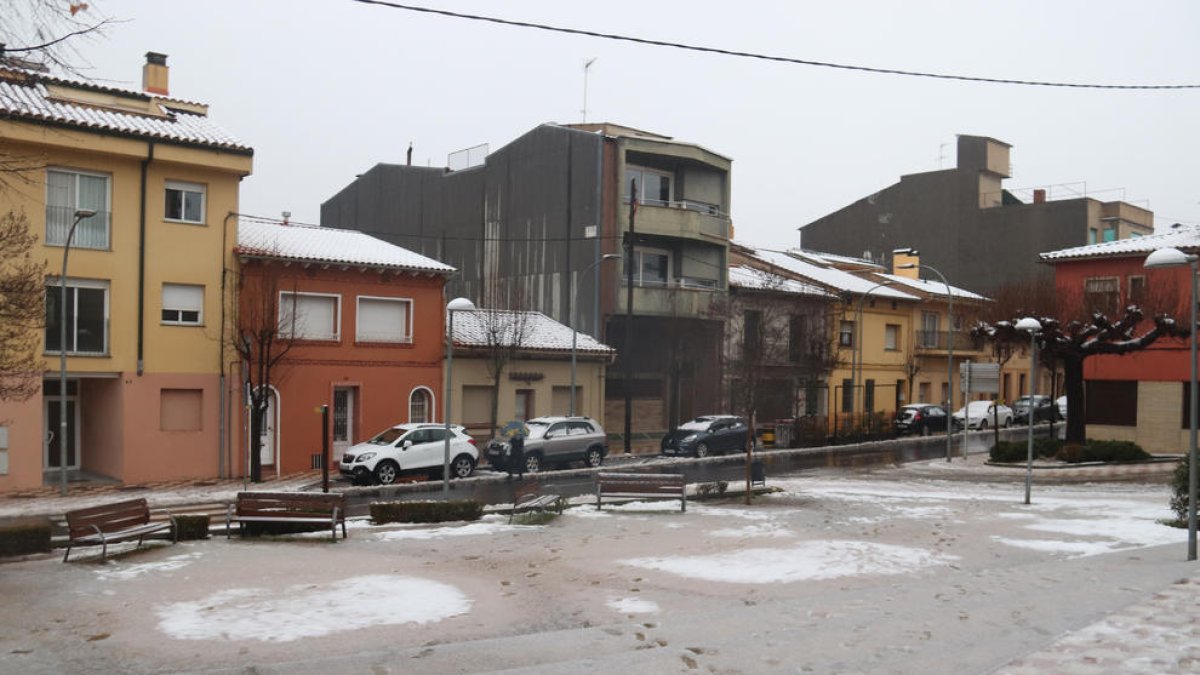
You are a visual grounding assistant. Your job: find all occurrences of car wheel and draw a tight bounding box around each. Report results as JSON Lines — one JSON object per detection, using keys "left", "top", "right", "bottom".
{"left": 523, "top": 453, "right": 542, "bottom": 474}
{"left": 979, "top": 419, "right": 989, "bottom": 430}
{"left": 1003, "top": 417, "right": 1011, "bottom": 428}
{"left": 374, "top": 460, "right": 400, "bottom": 485}
{"left": 695, "top": 442, "right": 709, "bottom": 458}
{"left": 584, "top": 447, "right": 603, "bottom": 468}
{"left": 451, "top": 454, "right": 475, "bottom": 479}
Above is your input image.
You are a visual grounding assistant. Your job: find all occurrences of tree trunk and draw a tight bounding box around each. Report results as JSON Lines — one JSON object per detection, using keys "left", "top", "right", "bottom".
{"left": 249, "top": 399, "right": 265, "bottom": 483}
{"left": 1062, "top": 355, "right": 1086, "bottom": 444}
{"left": 489, "top": 374, "right": 501, "bottom": 440}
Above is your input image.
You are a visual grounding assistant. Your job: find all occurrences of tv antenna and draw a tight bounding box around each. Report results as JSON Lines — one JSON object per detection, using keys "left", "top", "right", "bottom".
{"left": 582, "top": 57, "right": 597, "bottom": 122}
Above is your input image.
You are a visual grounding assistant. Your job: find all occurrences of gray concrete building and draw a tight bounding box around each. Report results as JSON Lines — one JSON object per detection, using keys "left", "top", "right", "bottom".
{"left": 798, "top": 135, "right": 1153, "bottom": 294}
{"left": 321, "top": 123, "right": 734, "bottom": 438}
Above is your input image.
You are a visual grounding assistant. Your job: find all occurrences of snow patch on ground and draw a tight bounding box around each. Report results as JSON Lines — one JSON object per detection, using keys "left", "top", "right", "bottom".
{"left": 607, "top": 597, "right": 660, "bottom": 614}
{"left": 621, "top": 540, "right": 957, "bottom": 583}
{"left": 374, "top": 517, "right": 529, "bottom": 541}
{"left": 991, "top": 537, "right": 1115, "bottom": 557}
{"left": 708, "top": 523, "right": 792, "bottom": 539}
{"left": 157, "top": 574, "right": 469, "bottom": 642}
{"left": 96, "top": 551, "right": 204, "bottom": 581}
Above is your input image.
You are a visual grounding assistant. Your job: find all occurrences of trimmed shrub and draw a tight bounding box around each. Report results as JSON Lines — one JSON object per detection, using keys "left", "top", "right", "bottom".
{"left": 1079, "top": 440, "right": 1150, "bottom": 463}
{"left": 1056, "top": 443, "right": 1085, "bottom": 463}
{"left": 174, "top": 514, "right": 210, "bottom": 541}
{"left": 0, "top": 517, "right": 52, "bottom": 557}
{"left": 1171, "top": 453, "right": 1189, "bottom": 523}
{"left": 990, "top": 437, "right": 1063, "bottom": 463}
{"left": 370, "top": 499, "right": 483, "bottom": 524}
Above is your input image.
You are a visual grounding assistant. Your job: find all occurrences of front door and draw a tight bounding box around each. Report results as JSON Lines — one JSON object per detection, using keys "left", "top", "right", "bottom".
{"left": 258, "top": 391, "right": 277, "bottom": 467}
{"left": 333, "top": 387, "right": 355, "bottom": 456}
{"left": 44, "top": 393, "right": 80, "bottom": 470}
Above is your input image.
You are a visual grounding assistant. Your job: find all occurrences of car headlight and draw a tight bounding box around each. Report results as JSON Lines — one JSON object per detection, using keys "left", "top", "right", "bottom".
{"left": 355, "top": 452, "right": 376, "bottom": 462}
{"left": 680, "top": 434, "right": 698, "bottom": 444}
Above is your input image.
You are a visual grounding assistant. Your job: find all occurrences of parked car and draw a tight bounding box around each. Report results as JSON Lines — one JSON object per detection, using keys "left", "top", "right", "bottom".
{"left": 484, "top": 416, "right": 608, "bottom": 474}
{"left": 1056, "top": 396, "right": 1068, "bottom": 419}
{"left": 339, "top": 423, "right": 477, "bottom": 485}
{"left": 952, "top": 401, "right": 1013, "bottom": 430}
{"left": 661, "top": 415, "right": 749, "bottom": 457}
{"left": 893, "top": 404, "right": 955, "bottom": 436}
{"left": 1012, "top": 395, "right": 1062, "bottom": 424}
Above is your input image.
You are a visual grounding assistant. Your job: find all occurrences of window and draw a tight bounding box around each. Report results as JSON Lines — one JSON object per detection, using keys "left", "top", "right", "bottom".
{"left": 162, "top": 283, "right": 203, "bottom": 325}
{"left": 279, "top": 292, "right": 339, "bottom": 340}
{"left": 1102, "top": 225, "right": 1118, "bottom": 242}
{"left": 625, "top": 165, "right": 673, "bottom": 205}
{"left": 743, "top": 310, "right": 762, "bottom": 362}
{"left": 1084, "top": 277, "right": 1120, "bottom": 316}
{"left": 357, "top": 296, "right": 412, "bottom": 343}
{"left": 1127, "top": 275, "right": 1147, "bottom": 307}
{"left": 839, "top": 320, "right": 854, "bottom": 347}
{"left": 788, "top": 315, "right": 807, "bottom": 362}
{"left": 515, "top": 389, "right": 534, "bottom": 421}
{"left": 864, "top": 379, "right": 876, "bottom": 412}
{"left": 409, "top": 388, "right": 432, "bottom": 423}
{"left": 841, "top": 378, "right": 853, "bottom": 413}
{"left": 1088, "top": 228, "right": 1099, "bottom": 245}
{"left": 884, "top": 324, "right": 900, "bottom": 351}
{"left": 919, "top": 312, "right": 940, "bottom": 348}
{"left": 45, "top": 280, "right": 108, "bottom": 354}
{"left": 46, "top": 169, "right": 110, "bottom": 249}
{"left": 918, "top": 382, "right": 931, "bottom": 403}
{"left": 804, "top": 381, "right": 821, "bottom": 416}
{"left": 1086, "top": 380, "right": 1137, "bottom": 427}
{"left": 164, "top": 180, "right": 206, "bottom": 223}
{"left": 625, "top": 247, "right": 670, "bottom": 286}
{"left": 160, "top": 389, "right": 203, "bottom": 431}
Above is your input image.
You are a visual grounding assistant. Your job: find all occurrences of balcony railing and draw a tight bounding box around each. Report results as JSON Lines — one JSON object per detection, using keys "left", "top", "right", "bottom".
{"left": 915, "top": 330, "right": 981, "bottom": 352}
{"left": 626, "top": 198, "right": 731, "bottom": 240}
{"left": 45, "top": 206, "right": 111, "bottom": 250}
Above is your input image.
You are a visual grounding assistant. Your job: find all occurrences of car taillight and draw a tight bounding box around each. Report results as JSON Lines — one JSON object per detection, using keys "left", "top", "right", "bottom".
{"left": 467, "top": 438, "right": 476, "bottom": 445}
{"left": 913, "top": 413, "right": 922, "bottom": 422}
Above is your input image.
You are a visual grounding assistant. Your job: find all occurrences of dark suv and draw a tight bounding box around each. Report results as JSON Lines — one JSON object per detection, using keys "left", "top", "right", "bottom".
{"left": 893, "top": 404, "right": 953, "bottom": 436}
{"left": 485, "top": 416, "right": 608, "bottom": 473}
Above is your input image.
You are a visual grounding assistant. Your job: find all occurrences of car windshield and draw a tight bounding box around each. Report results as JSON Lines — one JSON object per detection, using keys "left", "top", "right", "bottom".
{"left": 525, "top": 421, "right": 551, "bottom": 439}
{"left": 368, "top": 428, "right": 405, "bottom": 445}
{"left": 679, "top": 418, "right": 715, "bottom": 431}
{"left": 961, "top": 401, "right": 994, "bottom": 414}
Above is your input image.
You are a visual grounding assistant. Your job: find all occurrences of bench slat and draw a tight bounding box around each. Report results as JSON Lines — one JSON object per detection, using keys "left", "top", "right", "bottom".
{"left": 596, "top": 472, "right": 687, "bottom": 512}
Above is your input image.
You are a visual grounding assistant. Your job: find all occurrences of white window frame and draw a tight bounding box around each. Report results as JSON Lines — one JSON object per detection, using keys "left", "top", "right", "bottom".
{"left": 627, "top": 246, "right": 671, "bottom": 286}
{"left": 161, "top": 283, "right": 204, "bottom": 326}
{"left": 838, "top": 320, "right": 854, "bottom": 347}
{"left": 164, "top": 180, "right": 207, "bottom": 224}
{"left": 45, "top": 167, "right": 111, "bottom": 250}
{"left": 355, "top": 295, "right": 413, "bottom": 343}
{"left": 46, "top": 278, "right": 109, "bottom": 355}
{"left": 884, "top": 324, "right": 899, "bottom": 351}
{"left": 625, "top": 165, "right": 674, "bottom": 206}
{"left": 408, "top": 386, "right": 435, "bottom": 424}
{"left": 278, "top": 291, "right": 341, "bottom": 341}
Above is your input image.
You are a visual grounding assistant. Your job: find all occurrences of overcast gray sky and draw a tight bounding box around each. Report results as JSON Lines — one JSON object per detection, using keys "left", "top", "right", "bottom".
{"left": 68, "top": 1, "right": 1200, "bottom": 247}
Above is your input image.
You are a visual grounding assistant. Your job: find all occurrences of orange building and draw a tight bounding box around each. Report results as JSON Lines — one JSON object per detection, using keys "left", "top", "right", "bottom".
{"left": 234, "top": 220, "right": 454, "bottom": 477}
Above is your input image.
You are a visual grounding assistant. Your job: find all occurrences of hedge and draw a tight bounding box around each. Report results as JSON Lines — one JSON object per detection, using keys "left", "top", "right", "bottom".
{"left": 990, "top": 438, "right": 1149, "bottom": 464}
{"left": 174, "top": 514, "right": 211, "bottom": 541}
{"left": 0, "top": 517, "right": 52, "bottom": 557}
{"left": 370, "top": 499, "right": 483, "bottom": 524}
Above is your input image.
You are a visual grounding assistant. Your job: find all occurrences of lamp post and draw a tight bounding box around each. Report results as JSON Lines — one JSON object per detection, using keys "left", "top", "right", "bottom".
{"left": 443, "top": 297, "right": 476, "bottom": 498}
{"left": 1015, "top": 317, "right": 1041, "bottom": 505}
{"left": 898, "top": 262, "right": 956, "bottom": 462}
{"left": 570, "top": 253, "right": 621, "bottom": 416}
{"left": 58, "top": 208, "right": 97, "bottom": 496}
{"left": 1145, "top": 246, "right": 1198, "bottom": 561}
{"left": 853, "top": 280, "right": 897, "bottom": 438}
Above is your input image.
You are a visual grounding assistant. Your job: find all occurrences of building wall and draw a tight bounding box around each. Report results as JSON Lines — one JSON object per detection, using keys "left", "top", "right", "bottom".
{"left": 0, "top": 397, "right": 43, "bottom": 491}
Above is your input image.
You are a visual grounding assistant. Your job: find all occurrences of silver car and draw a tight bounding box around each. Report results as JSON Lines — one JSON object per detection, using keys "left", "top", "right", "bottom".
{"left": 485, "top": 416, "right": 608, "bottom": 473}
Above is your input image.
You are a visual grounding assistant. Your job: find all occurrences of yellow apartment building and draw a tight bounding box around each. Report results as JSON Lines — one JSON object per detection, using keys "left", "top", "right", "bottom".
{"left": 0, "top": 53, "right": 253, "bottom": 491}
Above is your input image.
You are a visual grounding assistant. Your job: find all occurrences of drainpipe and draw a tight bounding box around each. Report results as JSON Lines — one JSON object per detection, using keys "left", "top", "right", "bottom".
{"left": 218, "top": 211, "right": 239, "bottom": 478}
{"left": 136, "top": 141, "right": 155, "bottom": 376}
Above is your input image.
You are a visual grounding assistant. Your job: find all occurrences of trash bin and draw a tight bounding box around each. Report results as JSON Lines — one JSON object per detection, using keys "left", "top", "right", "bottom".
{"left": 751, "top": 459, "right": 765, "bottom": 486}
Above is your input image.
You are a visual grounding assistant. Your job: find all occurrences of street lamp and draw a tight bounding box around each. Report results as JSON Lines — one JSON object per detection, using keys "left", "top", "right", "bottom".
{"left": 443, "top": 296, "right": 476, "bottom": 498}
{"left": 570, "top": 253, "right": 621, "bottom": 416}
{"left": 1015, "top": 317, "right": 1041, "bottom": 505}
{"left": 853, "top": 280, "right": 897, "bottom": 438}
{"left": 59, "top": 208, "right": 97, "bottom": 496}
{"left": 1145, "top": 246, "right": 1198, "bottom": 561}
{"left": 898, "top": 262, "right": 957, "bottom": 462}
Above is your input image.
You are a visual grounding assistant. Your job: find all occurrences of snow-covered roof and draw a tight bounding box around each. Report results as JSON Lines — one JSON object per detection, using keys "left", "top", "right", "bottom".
{"left": 236, "top": 220, "right": 455, "bottom": 274}
{"left": 876, "top": 274, "right": 990, "bottom": 302}
{"left": 451, "top": 309, "right": 614, "bottom": 355}
{"left": 786, "top": 248, "right": 883, "bottom": 270}
{"left": 743, "top": 247, "right": 919, "bottom": 300}
{"left": 1041, "top": 226, "right": 1200, "bottom": 261}
{"left": 728, "top": 265, "right": 836, "bottom": 298}
{"left": 0, "top": 65, "right": 251, "bottom": 153}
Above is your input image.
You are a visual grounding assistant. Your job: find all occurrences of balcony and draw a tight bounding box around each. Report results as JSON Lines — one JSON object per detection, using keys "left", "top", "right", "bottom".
{"left": 914, "top": 330, "right": 983, "bottom": 354}
{"left": 630, "top": 199, "right": 730, "bottom": 241}
{"left": 623, "top": 279, "right": 723, "bottom": 318}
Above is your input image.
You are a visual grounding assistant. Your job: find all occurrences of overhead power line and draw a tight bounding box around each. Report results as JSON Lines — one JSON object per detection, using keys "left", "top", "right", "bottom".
{"left": 350, "top": 0, "right": 1199, "bottom": 91}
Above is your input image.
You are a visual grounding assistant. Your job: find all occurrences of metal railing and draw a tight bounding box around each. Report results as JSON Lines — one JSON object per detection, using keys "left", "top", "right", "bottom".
{"left": 915, "top": 330, "right": 980, "bottom": 352}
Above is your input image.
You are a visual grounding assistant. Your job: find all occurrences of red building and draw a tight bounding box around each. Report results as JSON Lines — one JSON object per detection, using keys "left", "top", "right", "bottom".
{"left": 235, "top": 220, "right": 454, "bottom": 477}
{"left": 1042, "top": 226, "right": 1198, "bottom": 453}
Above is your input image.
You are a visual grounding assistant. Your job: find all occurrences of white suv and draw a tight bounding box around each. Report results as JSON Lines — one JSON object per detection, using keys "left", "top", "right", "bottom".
{"left": 339, "top": 423, "right": 477, "bottom": 485}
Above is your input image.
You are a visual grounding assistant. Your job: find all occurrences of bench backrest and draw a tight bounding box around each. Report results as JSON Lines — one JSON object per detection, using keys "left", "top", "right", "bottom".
{"left": 597, "top": 472, "right": 685, "bottom": 494}
{"left": 236, "top": 492, "right": 345, "bottom": 518}
{"left": 66, "top": 498, "right": 151, "bottom": 539}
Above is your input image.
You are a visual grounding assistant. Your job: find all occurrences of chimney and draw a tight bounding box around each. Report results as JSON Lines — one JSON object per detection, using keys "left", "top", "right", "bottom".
{"left": 1033, "top": 188, "right": 1046, "bottom": 204}
{"left": 892, "top": 248, "right": 920, "bottom": 279}
{"left": 142, "top": 52, "right": 169, "bottom": 95}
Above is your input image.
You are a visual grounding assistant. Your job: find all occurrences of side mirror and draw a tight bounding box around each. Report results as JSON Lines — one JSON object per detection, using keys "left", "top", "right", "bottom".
{"left": 402, "top": 440, "right": 413, "bottom": 449}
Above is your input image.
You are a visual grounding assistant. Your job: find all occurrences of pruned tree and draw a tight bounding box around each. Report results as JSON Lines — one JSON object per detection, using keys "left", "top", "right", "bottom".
{"left": 975, "top": 307, "right": 1188, "bottom": 444}
{"left": 0, "top": 210, "right": 44, "bottom": 401}
{"left": 232, "top": 260, "right": 297, "bottom": 483}
{"left": 471, "top": 308, "right": 532, "bottom": 439}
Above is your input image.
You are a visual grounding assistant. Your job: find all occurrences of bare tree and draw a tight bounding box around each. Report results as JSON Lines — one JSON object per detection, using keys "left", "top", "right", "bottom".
{"left": 473, "top": 308, "right": 532, "bottom": 439}
{"left": 232, "top": 261, "right": 297, "bottom": 483}
{"left": 0, "top": 210, "right": 44, "bottom": 401}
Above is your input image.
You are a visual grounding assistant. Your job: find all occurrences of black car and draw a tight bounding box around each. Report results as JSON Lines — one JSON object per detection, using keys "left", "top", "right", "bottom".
{"left": 1012, "top": 395, "right": 1062, "bottom": 424}
{"left": 661, "top": 415, "right": 749, "bottom": 458}
{"left": 893, "top": 404, "right": 953, "bottom": 436}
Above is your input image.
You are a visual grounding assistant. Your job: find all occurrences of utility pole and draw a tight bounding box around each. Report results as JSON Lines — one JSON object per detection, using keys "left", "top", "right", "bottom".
{"left": 623, "top": 178, "right": 637, "bottom": 454}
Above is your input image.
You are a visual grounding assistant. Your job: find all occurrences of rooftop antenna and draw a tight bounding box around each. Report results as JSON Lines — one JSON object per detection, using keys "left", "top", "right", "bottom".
{"left": 938, "top": 142, "right": 949, "bottom": 169}
{"left": 581, "top": 57, "right": 597, "bottom": 123}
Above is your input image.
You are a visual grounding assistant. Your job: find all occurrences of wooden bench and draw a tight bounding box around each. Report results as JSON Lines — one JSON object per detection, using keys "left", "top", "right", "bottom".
{"left": 64, "top": 498, "right": 176, "bottom": 562}
{"left": 509, "top": 482, "right": 562, "bottom": 523}
{"left": 226, "top": 492, "right": 347, "bottom": 542}
{"left": 596, "top": 472, "right": 686, "bottom": 512}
